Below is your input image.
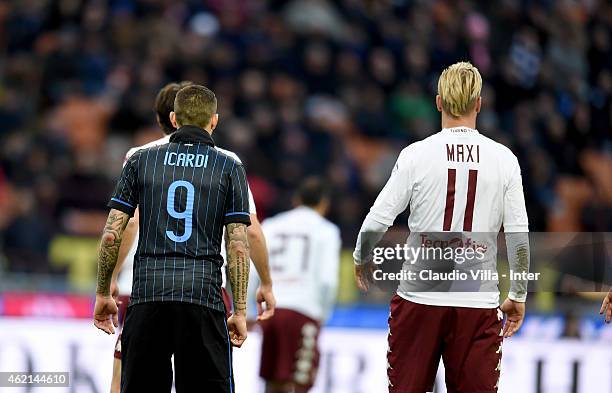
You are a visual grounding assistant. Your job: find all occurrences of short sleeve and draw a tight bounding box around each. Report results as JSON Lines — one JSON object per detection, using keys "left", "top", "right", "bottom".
{"left": 224, "top": 162, "right": 252, "bottom": 226}
{"left": 123, "top": 147, "right": 138, "bottom": 167}
{"left": 247, "top": 186, "right": 257, "bottom": 214}
{"left": 503, "top": 157, "right": 529, "bottom": 232}
{"left": 108, "top": 153, "right": 139, "bottom": 216}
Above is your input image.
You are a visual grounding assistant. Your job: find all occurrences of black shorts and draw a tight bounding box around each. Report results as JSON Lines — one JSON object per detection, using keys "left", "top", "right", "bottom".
{"left": 120, "top": 302, "right": 234, "bottom": 393}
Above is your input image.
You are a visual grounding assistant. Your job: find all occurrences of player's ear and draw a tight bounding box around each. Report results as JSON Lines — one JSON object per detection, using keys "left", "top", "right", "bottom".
{"left": 475, "top": 97, "right": 482, "bottom": 113}
{"left": 169, "top": 112, "right": 178, "bottom": 129}
{"left": 436, "top": 95, "right": 443, "bottom": 112}
{"left": 210, "top": 113, "right": 219, "bottom": 133}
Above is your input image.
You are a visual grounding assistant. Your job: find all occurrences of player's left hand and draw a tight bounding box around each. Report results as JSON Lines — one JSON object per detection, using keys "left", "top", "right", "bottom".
{"left": 93, "top": 294, "right": 119, "bottom": 335}
{"left": 256, "top": 284, "right": 276, "bottom": 320}
{"left": 500, "top": 298, "right": 525, "bottom": 338}
{"left": 354, "top": 261, "right": 376, "bottom": 292}
{"left": 600, "top": 289, "right": 612, "bottom": 323}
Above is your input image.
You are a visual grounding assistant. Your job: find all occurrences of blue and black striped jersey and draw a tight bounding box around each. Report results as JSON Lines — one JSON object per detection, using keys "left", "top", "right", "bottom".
{"left": 108, "top": 125, "right": 251, "bottom": 311}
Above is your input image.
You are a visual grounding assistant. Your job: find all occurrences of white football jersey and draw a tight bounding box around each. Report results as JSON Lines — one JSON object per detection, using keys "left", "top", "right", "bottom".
{"left": 117, "top": 135, "right": 256, "bottom": 295}
{"left": 258, "top": 206, "right": 341, "bottom": 321}
{"left": 369, "top": 126, "right": 528, "bottom": 308}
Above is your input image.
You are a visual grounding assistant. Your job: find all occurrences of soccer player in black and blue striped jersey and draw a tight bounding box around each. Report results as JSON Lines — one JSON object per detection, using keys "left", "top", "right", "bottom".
{"left": 107, "top": 81, "right": 275, "bottom": 393}
{"left": 94, "top": 85, "right": 250, "bottom": 393}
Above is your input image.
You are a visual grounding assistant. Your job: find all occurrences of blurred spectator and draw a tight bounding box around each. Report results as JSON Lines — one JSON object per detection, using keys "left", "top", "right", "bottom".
{"left": 0, "top": 0, "right": 610, "bottom": 280}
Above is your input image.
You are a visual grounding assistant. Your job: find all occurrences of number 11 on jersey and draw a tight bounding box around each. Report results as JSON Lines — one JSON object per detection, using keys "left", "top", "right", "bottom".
{"left": 443, "top": 168, "right": 478, "bottom": 231}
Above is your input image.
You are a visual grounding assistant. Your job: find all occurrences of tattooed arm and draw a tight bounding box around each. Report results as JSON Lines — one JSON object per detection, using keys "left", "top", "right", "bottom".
{"left": 97, "top": 209, "right": 131, "bottom": 295}
{"left": 225, "top": 222, "right": 250, "bottom": 347}
{"left": 506, "top": 232, "right": 530, "bottom": 302}
{"left": 93, "top": 209, "right": 131, "bottom": 334}
{"left": 226, "top": 222, "right": 250, "bottom": 315}
{"left": 500, "top": 232, "right": 530, "bottom": 338}
{"left": 110, "top": 208, "right": 139, "bottom": 298}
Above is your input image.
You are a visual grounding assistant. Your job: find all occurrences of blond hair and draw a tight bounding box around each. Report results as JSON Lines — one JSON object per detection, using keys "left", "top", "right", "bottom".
{"left": 437, "top": 61, "right": 482, "bottom": 118}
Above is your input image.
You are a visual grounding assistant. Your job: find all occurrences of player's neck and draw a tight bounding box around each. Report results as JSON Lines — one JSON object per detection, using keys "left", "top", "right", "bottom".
{"left": 176, "top": 124, "right": 213, "bottom": 135}
{"left": 300, "top": 204, "right": 327, "bottom": 216}
{"left": 441, "top": 114, "right": 477, "bottom": 130}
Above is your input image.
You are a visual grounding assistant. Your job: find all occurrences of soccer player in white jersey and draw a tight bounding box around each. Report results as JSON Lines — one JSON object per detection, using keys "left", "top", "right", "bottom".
{"left": 253, "top": 178, "right": 340, "bottom": 393}
{"left": 353, "top": 62, "right": 531, "bottom": 393}
{"left": 108, "top": 81, "right": 276, "bottom": 393}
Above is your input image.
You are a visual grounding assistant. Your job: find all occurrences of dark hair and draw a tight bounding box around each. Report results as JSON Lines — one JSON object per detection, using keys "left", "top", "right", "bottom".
{"left": 173, "top": 85, "right": 217, "bottom": 129}
{"left": 296, "top": 177, "right": 330, "bottom": 207}
{"left": 154, "top": 81, "right": 194, "bottom": 134}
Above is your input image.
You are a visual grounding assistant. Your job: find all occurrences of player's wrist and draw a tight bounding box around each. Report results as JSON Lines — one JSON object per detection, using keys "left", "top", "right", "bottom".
{"left": 233, "top": 304, "right": 247, "bottom": 317}
{"left": 353, "top": 250, "right": 374, "bottom": 266}
{"left": 259, "top": 282, "right": 273, "bottom": 291}
{"left": 95, "top": 292, "right": 112, "bottom": 299}
{"left": 508, "top": 292, "right": 527, "bottom": 303}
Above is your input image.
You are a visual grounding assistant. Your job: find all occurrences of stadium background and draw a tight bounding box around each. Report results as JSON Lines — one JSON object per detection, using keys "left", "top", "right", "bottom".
{"left": 0, "top": 0, "right": 610, "bottom": 392}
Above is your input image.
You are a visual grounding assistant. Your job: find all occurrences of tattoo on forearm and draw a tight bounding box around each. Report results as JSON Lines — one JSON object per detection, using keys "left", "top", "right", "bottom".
{"left": 512, "top": 244, "right": 529, "bottom": 297}
{"left": 96, "top": 209, "right": 130, "bottom": 296}
{"left": 226, "top": 223, "right": 250, "bottom": 315}
{"left": 506, "top": 231, "right": 531, "bottom": 301}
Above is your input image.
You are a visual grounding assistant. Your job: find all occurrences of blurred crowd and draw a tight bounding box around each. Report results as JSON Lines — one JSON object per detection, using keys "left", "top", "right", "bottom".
{"left": 0, "top": 0, "right": 610, "bottom": 276}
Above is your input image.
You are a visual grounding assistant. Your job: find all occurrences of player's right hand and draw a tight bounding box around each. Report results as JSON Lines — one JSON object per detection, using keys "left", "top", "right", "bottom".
{"left": 256, "top": 284, "right": 276, "bottom": 321}
{"left": 93, "top": 294, "right": 119, "bottom": 335}
{"left": 227, "top": 314, "right": 248, "bottom": 347}
{"left": 600, "top": 289, "right": 612, "bottom": 323}
{"left": 500, "top": 298, "right": 525, "bottom": 338}
{"left": 354, "top": 261, "right": 376, "bottom": 292}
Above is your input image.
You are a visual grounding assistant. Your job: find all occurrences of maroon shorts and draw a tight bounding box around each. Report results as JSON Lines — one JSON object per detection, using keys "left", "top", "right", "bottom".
{"left": 221, "top": 287, "right": 232, "bottom": 319}
{"left": 113, "top": 295, "right": 131, "bottom": 360}
{"left": 388, "top": 295, "right": 503, "bottom": 393}
{"left": 259, "top": 308, "right": 320, "bottom": 388}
